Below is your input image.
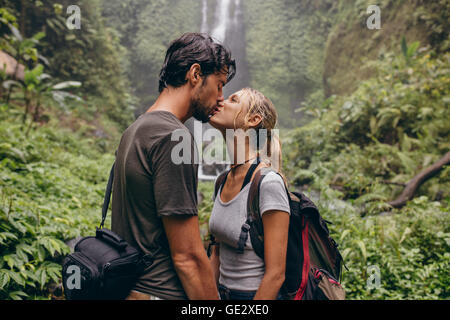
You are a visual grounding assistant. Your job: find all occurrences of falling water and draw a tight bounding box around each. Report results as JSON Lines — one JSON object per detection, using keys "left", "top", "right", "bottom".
{"left": 233, "top": 0, "right": 241, "bottom": 26}
{"left": 201, "top": 0, "right": 208, "bottom": 33}
{"left": 211, "top": 0, "right": 231, "bottom": 42}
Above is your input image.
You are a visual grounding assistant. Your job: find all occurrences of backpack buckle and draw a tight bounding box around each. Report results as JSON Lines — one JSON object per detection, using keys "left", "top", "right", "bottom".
{"left": 237, "top": 223, "right": 251, "bottom": 254}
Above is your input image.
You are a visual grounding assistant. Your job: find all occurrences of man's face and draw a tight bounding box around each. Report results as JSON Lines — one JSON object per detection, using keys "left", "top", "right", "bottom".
{"left": 191, "top": 70, "right": 227, "bottom": 123}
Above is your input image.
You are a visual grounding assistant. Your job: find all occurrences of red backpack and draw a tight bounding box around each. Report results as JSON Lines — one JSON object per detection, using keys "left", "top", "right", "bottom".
{"left": 213, "top": 166, "right": 346, "bottom": 300}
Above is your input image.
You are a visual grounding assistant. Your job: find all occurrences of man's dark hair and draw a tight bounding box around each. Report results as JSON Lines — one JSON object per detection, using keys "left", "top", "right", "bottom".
{"left": 158, "top": 33, "right": 236, "bottom": 93}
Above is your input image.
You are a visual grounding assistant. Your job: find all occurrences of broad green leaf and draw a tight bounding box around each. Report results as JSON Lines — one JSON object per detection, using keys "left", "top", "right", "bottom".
{"left": 49, "top": 238, "right": 61, "bottom": 254}
{"left": 340, "top": 229, "right": 351, "bottom": 242}
{"left": 408, "top": 41, "right": 420, "bottom": 57}
{"left": 397, "top": 151, "right": 416, "bottom": 172}
{"left": 2, "top": 80, "right": 22, "bottom": 90}
{"left": 37, "top": 269, "right": 47, "bottom": 289}
{"left": 9, "top": 291, "right": 28, "bottom": 300}
{"left": 5, "top": 270, "right": 25, "bottom": 286}
{"left": 399, "top": 227, "right": 412, "bottom": 244}
{"left": 32, "top": 31, "right": 46, "bottom": 42}
{"left": 37, "top": 245, "right": 46, "bottom": 262}
{"left": 3, "top": 255, "right": 15, "bottom": 269}
{"left": 52, "top": 81, "right": 82, "bottom": 90}
{"left": 0, "top": 270, "right": 10, "bottom": 289}
{"left": 401, "top": 37, "right": 408, "bottom": 59}
{"left": 65, "top": 34, "right": 76, "bottom": 41}
{"left": 355, "top": 240, "right": 367, "bottom": 261}
{"left": 369, "top": 116, "right": 378, "bottom": 134}
{"left": 9, "top": 24, "right": 23, "bottom": 41}
{"left": 341, "top": 248, "right": 352, "bottom": 261}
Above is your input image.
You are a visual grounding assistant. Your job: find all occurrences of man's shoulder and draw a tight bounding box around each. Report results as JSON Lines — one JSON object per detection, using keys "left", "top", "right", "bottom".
{"left": 138, "top": 110, "right": 186, "bottom": 131}
{"left": 132, "top": 111, "right": 192, "bottom": 143}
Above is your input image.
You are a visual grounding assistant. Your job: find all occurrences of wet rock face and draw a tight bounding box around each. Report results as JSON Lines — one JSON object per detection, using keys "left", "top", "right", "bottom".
{"left": 0, "top": 50, "right": 25, "bottom": 80}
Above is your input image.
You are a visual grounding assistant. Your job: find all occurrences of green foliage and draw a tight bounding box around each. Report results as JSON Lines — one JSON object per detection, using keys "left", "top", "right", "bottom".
{"left": 0, "top": 10, "right": 83, "bottom": 138}
{"left": 46, "top": 0, "right": 136, "bottom": 127}
{"left": 323, "top": 0, "right": 450, "bottom": 97}
{"left": 196, "top": 181, "right": 450, "bottom": 300}
{"left": 285, "top": 48, "right": 450, "bottom": 211}
{"left": 0, "top": 1, "right": 136, "bottom": 129}
{"left": 0, "top": 0, "right": 448, "bottom": 301}
{"left": 243, "top": 0, "right": 334, "bottom": 127}
{"left": 322, "top": 197, "right": 449, "bottom": 299}
{"left": 282, "top": 47, "right": 450, "bottom": 298}
{"left": 401, "top": 37, "right": 420, "bottom": 65}
{"left": 198, "top": 181, "right": 215, "bottom": 243}
{"left": 0, "top": 103, "right": 113, "bottom": 299}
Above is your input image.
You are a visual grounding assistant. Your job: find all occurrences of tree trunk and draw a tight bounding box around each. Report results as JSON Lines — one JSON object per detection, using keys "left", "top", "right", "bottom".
{"left": 388, "top": 151, "right": 450, "bottom": 208}
{"left": 20, "top": 0, "right": 26, "bottom": 37}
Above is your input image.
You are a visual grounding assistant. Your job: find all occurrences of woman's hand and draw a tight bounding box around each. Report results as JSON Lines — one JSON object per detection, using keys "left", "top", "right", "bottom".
{"left": 253, "top": 210, "right": 289, "bottom": 300}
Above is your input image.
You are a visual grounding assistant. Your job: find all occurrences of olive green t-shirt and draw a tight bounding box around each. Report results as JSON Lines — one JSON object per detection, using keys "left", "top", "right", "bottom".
{"left": 111, "top": 110, "right": 198, "bottom": 300}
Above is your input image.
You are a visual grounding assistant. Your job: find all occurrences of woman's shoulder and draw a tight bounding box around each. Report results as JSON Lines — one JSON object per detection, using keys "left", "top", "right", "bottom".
{"left": 259, "top": 169, "right": 285, "bottom": 185}
{"left": 258, "top": 170, "right": 290, "bottom": 214}
{"left": 258, "top": 169, "right": 288, "bottom": 195}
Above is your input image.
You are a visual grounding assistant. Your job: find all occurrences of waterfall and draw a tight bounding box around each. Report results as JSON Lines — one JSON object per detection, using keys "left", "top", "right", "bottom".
{"left": 211, "top": 0, "right": 232, "bottom": 42}
{"left": 201, "top": 0, "right": 208, "bottom": 33}
{"left": 233, "top": 0, "right": 241, "bottom": 26}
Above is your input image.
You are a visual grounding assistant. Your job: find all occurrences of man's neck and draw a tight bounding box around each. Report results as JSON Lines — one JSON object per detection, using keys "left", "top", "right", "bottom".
{"left": 146, "top": 87, "right": 192, "bottom": 123}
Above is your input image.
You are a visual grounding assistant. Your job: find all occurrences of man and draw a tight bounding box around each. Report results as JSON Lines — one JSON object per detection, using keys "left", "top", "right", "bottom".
{"left": 111, "top": 33, "right": 236, "bottom": 300}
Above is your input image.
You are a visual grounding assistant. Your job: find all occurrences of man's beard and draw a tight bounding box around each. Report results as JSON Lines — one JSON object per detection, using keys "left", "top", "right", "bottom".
{"left": 191, "top": 95, "right": 214, "bottom": 123}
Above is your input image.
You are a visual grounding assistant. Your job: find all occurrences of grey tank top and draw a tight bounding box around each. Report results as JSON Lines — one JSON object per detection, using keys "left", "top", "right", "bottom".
{"left": 209, "top": 171, "right": 290, "bottom": 291}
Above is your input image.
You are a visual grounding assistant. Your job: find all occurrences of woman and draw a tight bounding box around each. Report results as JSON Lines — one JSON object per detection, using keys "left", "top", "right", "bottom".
{"left": 208, "top": 88, "right": 290, "bottom": 300}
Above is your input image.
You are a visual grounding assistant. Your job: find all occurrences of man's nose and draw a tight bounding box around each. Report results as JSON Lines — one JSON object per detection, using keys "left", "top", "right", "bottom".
{"left": 216, "top": 96, "right": 225, "bottom": 108}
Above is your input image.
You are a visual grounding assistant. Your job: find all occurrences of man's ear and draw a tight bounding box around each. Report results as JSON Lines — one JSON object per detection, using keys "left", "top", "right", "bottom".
{"left": 186, "top": 63, "right": 202, "bottom": 87}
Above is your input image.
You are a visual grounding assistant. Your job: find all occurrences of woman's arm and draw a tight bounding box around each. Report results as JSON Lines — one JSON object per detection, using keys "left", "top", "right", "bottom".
{"left": 253, "top": 210, "right": 289, "bottom": 300}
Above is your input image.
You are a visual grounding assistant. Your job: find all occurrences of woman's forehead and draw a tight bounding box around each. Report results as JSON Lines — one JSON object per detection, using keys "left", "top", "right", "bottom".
{"left": 230, "top": 89, "right": 248, "bottom": 100}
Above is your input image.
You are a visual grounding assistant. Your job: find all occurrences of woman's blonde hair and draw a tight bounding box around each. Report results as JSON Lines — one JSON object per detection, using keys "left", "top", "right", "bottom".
{"left": 233, "top": 88, "right": 283, "bottom": 174}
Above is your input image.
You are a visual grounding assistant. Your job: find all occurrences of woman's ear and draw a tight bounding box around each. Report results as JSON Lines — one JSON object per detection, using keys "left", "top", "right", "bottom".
{"left": 246, "top": 113, "right": 263, "bottom": 129}
{"left": 186, "top": 63, "right": 202, "bottom": 86}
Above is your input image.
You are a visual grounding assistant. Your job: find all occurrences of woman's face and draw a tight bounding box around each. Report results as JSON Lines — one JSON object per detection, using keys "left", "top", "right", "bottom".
{"left": 209, "top": 90, "right": 249, "bottom": 130}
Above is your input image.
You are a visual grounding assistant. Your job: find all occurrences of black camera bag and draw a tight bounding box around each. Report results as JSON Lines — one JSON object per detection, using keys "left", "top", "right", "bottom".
{"left": 62, "top": 164, "right": 155, "bottom": 300}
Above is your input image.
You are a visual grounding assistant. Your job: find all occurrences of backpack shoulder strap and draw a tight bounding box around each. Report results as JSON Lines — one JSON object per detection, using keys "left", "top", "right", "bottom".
{"left": 245, "top": 167, "right": 291, "bottom": 259}
{"left": 213, "top": 169, "right": 230, "bottom": 201}
{"left": 247, "top": 167, "right": 282, "bottom": 220}
{"left": 240, "top": 157, "right": 260, "bottom": 191}
{"left": 234, "top": 167, "right": 272, "bottom": 256}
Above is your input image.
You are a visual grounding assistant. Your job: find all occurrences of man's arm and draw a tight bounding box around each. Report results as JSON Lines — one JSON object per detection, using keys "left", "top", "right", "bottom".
{"left": 162, "top": 214, "right": 219, "bottom": 300}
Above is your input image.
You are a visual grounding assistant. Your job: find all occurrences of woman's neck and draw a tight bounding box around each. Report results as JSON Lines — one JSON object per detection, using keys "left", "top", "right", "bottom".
{"left": 224, "top": 133, "right": 258, "bottom": 166}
